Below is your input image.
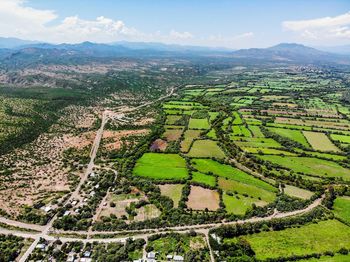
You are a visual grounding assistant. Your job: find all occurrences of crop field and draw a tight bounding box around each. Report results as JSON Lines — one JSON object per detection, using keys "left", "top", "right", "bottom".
{"left": 248, "top": 125, "right": 264, "bottom": 137}
{"left": 226, "top": 220, "right": 350, "bottom": 260}
{"left": 191, "top": 171, "right": 216, "bottom": 187}
{"left": 257, "top": 155, "right": 350, "bottom": 179}
{"left": 233, "top": 137, "right": 282, "bottom": 148}
{"left": 333, "top": 197, "right": 350, "bottom": 224}
{"left": 283, "top": 185, "right": 314, "bottom": 199}
{"left": 133, "top": 153, "right": 188, "bottom": 180}
{"left": 330, "top": 134, "right": 350, "bottom": 144}
{"left": 180, "top": 130, "right": 201, "bottom": 152}
{"left": 191, "top": 159, "right": 277, "bottom": 192}
{"left": 303, "top": 131, "right": 340, "bottom": 152}
{"left": 242, "top": 147, "right": 297, "bottom": 155}
{"left": 218, "top": 177, "right": 276, "bottom": 202}
{"left": 159, "top": 184, "right": 184, "bottom": 208}
{"left": 188, "top": 118, "right": 210, "bottom": 129}
{"left": 268, "top": 127, "right": 310, "bottom": 147}
{"left": 186, "top": 139, "right": 226, "bottom": 159}
{"left": 187, "top": 186, "right": 220, "bottom": 211}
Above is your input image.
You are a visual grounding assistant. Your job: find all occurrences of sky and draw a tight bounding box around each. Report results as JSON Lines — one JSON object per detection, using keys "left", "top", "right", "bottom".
{"left": 0, "top": 0, "right": 350, "bottom": 48}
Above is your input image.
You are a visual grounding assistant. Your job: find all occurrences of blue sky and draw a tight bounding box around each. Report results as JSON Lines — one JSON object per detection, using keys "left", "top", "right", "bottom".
{"left": 1, "top": 0, "right": 350, "bottom": 48}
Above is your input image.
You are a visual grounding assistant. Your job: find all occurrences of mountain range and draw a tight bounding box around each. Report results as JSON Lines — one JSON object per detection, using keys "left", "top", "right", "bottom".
{"left": 0, "top": 37, "right": 349, "bottom": 67}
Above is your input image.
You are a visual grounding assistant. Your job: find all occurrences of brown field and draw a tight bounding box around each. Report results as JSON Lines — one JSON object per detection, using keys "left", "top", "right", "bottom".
{"left": 97, "top": 192, "right": 145, "bottom": 220}
{"left": 187, "top": 186, "right": 220, "bottom": 211}
{"left": 150, "top": 139, "right": 168, "bottom": 151}
{"left": 163, "top": 129, "right": 183, "bottom": 141}
{"left": 102, "top": 129, "right": 149, "bottom": 150}
{"left": 134, "top": 204, "right": 161, "bottom": 221}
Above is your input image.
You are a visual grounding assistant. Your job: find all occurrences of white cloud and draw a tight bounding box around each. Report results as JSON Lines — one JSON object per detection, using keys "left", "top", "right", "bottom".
{"left": 283, "top": 12, "right": 350, "bottom": 41}
{"left": 169, "top": 30, "right": 194, "bottom": 40}
{"left": 232, "top": 32, "right": 254, "bottom": 40}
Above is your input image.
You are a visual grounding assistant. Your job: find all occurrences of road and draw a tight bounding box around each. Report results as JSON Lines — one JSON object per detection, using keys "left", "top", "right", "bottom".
{"left": 1, "top": 194, "right": 323, "bottom": 261}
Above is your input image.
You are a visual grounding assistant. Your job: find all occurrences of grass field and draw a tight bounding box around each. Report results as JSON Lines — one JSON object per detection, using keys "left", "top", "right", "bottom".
{"left": 227, "top": 220, "right": 350, "bottom": 260}
{"left": 159, "top": 184, "right": 184, "bottom": 208}
{"left": 299, "top": 254, "right": 350, "bottom": 262}
{"left": 333, "top": 196, "right": 350, "bottom": 224}
{"left": 283, "top": 185, "right": 314, "bottom": 199}
{"left": 257, "top": 155, "right": 350, "bottom": 180}
{"left": 147, "top": 234, "right": 209, "bottom": 261}
{"left": 303, "top": 131, "right": 340, "bottom": 152}
{"left": 188, "top": 118, "right": 210, "bottom": 129}
{"left": 191, "top": 159, "right": 277, "bottom": 192}
{"left": 268, "top": 127, "right": 310, "bottom": 148}
{"left": 223, "top": 193, "right": 265, "bottom": 215}
{"left": 330, "top": 134, "right": 350, "bottom": 144}
{"left": 180, "top": 130, "right": 201, "bottom": 152}
{"left": 186, "top": 140, "right": 226, "bottom": 159}
{"left": 191, "top": 171, "right": 216, "bottom": 187}
{"left": 133, "top": 153, "right": 188, "bottom": 180}
{"left": 232, "top": 125, "right": 252, "bottom": 137}
{"left": 218, "top": 177, "right": 276, "bottom": 202}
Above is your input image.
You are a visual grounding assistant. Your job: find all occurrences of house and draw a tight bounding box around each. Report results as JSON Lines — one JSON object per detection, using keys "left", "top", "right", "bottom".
{"left": 80, "top": 258, "right": 92, "bottom": 262}
{"left": 35, "top": 243, "right": 46, "bottom": 250}
{"left": 63, "top": 210, "right": 71, "bottom": 216}
{"left": 173, "top": 255, "right": 184, "bottom": 262}
{"left": 66, "top": 252, "right": 75, "bottom": 262}
{"left": 166, "top": 254, "right": 173, "bottom": 260}
{"left": 83, "top": 251, "right": 91, "bottom": 258}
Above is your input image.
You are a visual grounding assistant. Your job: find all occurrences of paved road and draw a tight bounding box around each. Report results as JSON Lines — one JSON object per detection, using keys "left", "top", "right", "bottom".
{"left": 0, "top": 194, "right": 323, "bottom": 262}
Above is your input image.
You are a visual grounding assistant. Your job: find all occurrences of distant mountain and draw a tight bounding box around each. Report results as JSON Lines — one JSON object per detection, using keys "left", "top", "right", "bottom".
{"left": 232, "top": 43, "right": 349, "bottom": 64}
{"left": 316, "top": 45, "right": 350, "bottom": 55}
{"left": 0, "top": 37, "right": 40, "bottom": 48}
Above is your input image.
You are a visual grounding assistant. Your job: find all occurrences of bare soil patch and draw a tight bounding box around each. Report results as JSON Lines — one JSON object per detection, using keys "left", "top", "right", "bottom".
{"left": 187, "top": 186, "right": 220, "bottom": 211}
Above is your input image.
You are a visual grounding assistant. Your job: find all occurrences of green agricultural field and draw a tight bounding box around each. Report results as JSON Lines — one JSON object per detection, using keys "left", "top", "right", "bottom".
{"left": 330, "top": 134, "right": 350, "bottom": 144}
{"left": 186, "top": 140, "right": 226, "bottom": 159}
{"left": 333, "top": 196, "right": 350, "bottom": 224}
{"left": 218, "top": 177, "right": 276, "bottom": 202}
{"left": 191, "top": 159, "right": 277, "bottom": 192}
{"left": 257, "top": 155, "right": 350, "bottom": 180}
{"left": 180, "top": 130, "right": 201, "bottom": 152}
{"left": 188, "top": 118, "right": 210, "bottom": 129}
{"left": 206, "top": 129, "right": 217, "bottom": 139}
{"left": 233, "top": 137, "right": 282, "bottom": 148}
{"left": 232, "top": 125, "right": 252, "bottom": 137}
{"left": 166, "top": 115, "right": 182, "bottom": 125}
{"left": 227, "top": 220, "right": 350, "bottom": 260}
{"left": 191, "top": 171, "right": 216, "bottom": 187}
{"left": 244, "top": 147, "right": 297, "bottom": 155}
{"left": 133, "top": 153, "right": 188, "bottom": 180}
{"left": 283, "top": 185, "right": 314, "bottom": 199}
{"left": 303, "top": 131, "right": 340, "bottom": 152}
{"left": 248, "top": 125, "right": 265, "bottom": 138}
{"left": 232, "top": 112, "right": 243, "bottom": 125}
{"left": 268, "top": 127, "right": 310, "bottom": 148}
